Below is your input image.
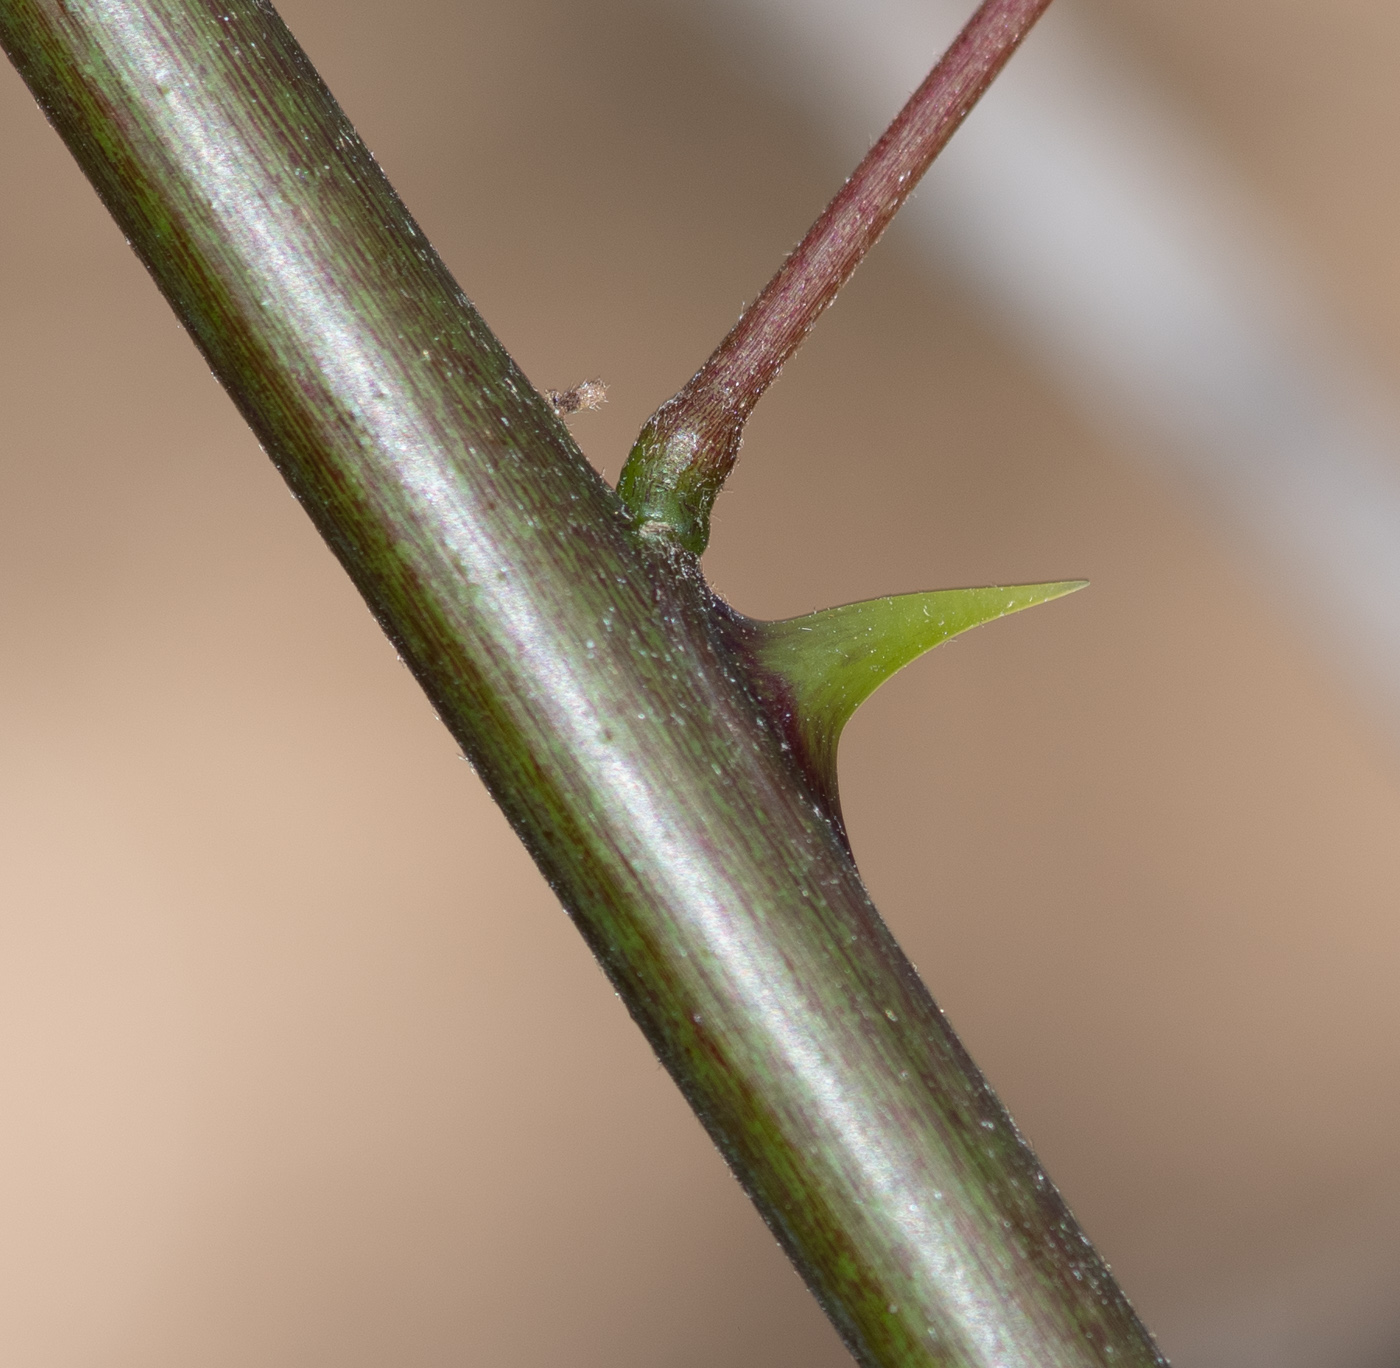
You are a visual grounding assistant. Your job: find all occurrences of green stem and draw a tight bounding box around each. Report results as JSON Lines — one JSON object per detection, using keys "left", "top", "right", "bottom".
{"left": 0, "top": 2, "right": 1163, "bottom": 1364}
{"left": 618, "top": 0, "right": 1056, "bottom": 553}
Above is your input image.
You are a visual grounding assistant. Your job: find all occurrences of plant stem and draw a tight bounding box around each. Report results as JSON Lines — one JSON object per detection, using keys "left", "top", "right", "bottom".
{"left": 0, "top": 2, "right": 1163, "bottom": 1364}
{"left": 618, "top": 0, "right": 1056, "bottom": 552}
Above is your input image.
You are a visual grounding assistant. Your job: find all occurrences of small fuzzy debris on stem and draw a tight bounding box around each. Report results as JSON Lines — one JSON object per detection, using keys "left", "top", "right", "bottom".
{"left": 547, "top": 379, "right": 608, "bottom": 416}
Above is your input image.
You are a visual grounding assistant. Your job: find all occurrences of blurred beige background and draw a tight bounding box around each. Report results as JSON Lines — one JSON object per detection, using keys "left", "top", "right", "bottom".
{"left": 3, "top": 1, "right": 1400, "bottom": 1364}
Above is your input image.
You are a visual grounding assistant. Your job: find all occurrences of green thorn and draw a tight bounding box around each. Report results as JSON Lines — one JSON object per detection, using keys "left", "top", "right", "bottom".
{"left": 749, "top": 581, "right": 1087, "bottom": 816}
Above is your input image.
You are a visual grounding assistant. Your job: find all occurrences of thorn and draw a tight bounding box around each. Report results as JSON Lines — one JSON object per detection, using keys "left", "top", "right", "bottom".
{"left": 729, "top": 581, "right": 1086, "bottom": 827}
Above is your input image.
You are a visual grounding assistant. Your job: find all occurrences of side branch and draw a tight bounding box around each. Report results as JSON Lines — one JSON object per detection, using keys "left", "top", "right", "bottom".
{"left": 1, "top": 1, "right": 1164, "bottom": 1364}
{"left": 617, "top": 0, "right": 1055, "bottom": 552}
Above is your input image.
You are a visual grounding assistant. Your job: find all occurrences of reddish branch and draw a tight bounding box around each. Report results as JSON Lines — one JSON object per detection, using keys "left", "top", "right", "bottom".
{"left": 618, "top": 0, "right": 1055, "bottom": 552}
